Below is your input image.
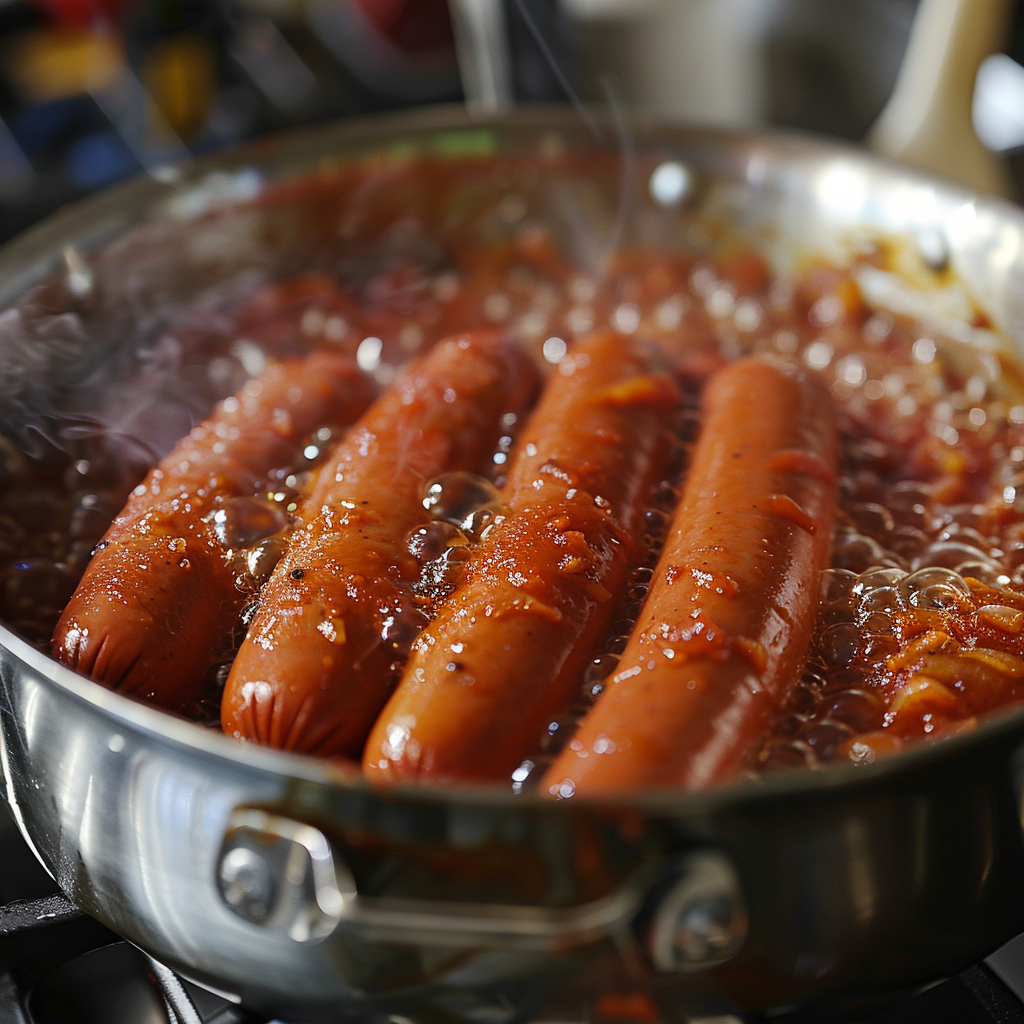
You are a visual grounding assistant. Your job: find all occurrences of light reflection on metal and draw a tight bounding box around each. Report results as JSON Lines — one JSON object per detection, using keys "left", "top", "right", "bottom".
{"left": 814, "top": 164, "right": 870, "bottom": 223}
{"left": 63, "top": 246, "right": 94, "bottom": 300}
{"left": 649, "top": 161, "right": 695, "bottom": 206}
{"left": 447, "top": 0, "right": 514, "bottom": 112}
{"left": 974, "top": 53, "right": 1024, "bottom": 153}
{"left": 649, "top": 851, "right": 748, "bottom": 973}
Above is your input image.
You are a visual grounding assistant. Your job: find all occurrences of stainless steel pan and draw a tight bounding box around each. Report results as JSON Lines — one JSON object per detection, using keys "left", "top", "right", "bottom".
{"left": 2, "top": 107, "right": 1024, "bottom": 1023}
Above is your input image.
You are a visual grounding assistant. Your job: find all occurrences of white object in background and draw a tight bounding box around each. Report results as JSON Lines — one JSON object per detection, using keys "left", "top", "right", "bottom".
{"left": 447, "top": 0, "right": 515, "bottom": 112}
{"left": 973, "top": 52, "right": 1024, "bottom": 152}
{"left": 867, "top": 0, "right": 1013, "bottom": 196}
{"left": 564, "top": 0, "right": 772, "bottom": 127}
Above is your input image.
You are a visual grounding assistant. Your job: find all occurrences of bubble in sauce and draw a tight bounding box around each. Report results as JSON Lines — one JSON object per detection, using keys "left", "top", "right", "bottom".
{"left": 819, "top": 567, "right": 858, "bottom": 607}
{"left": 978, "top": 605, "right": 1024, "bottom": 633}
{"left": 857, "top": 586, "right": 905, "bottom": 621}
{"left": 584, "top": 653, "right": 620, "bottom": 697}
{"left": 758, "top": 738, "right": 816, "bottom": 771}
{"left": 913, "top": 541, "right": 1000, "bottom": 574}
{"left": 955, "top": 561, "right": 1009, "bottom": 586}
{"left": 246, "top": 536, "right": 288, "bottom": 583}
{"left": 840, "top": 731, "right": 903, "bottom": 765}
{"left": 462, "top": 507, "right": 498, "bottom": 540}
{"left": 206, "top": 497, "right": 289, "bottom": 550}
{"left": 799, "top": 719, "right": 854, "bottom": 761}
{"left": 381, "top": 603, "right": 429, "bottom": 655}
{"left": 854, "top": 567, "right": 908, "bottom": 622}
{"left": 824, "top": 689, "right": 880, "bottom": 731}
{"left": 418, "top": 544, "right": 472, "bottom": 598}
{"left": 889, "top": 525, "right": 929, "bottom": 560}
{"left": 819, "top": 622, "right": 861, "bottom": 667}
{"left": 422, "top": 472, "right": 500, "bottom": 530}
{"left": 898, "top": 566, "right": 973, "bottom": 612}
{"left": 407, "top": 521, "right": 467, "bottom": 563}
{"left": 832, "top": 531, "right": 902, "bottom": 572}
{"left": 853, "top": 567, "right": 907, "bottom": 595}
{"left": 788, "top": 679, "right": 822, "bottom": 716}
{"left": 936, "top": 523, "right": 992, "bottom": 548}
{"left": 849, "top": 502, "right": 894, "bottom": 539}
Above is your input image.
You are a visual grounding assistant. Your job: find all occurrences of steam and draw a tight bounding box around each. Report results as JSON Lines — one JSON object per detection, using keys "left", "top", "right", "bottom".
{"left": 508, "top": 0, "right": 638, "bottom": 282}
{"left": 510, "top": 0, "right": 607, "bottom": 146}
{"left": 0, "top": 100, "right": 653, "bottom": 478}
{"left": 597, "top": 74, "right": 638, "bottom": 282}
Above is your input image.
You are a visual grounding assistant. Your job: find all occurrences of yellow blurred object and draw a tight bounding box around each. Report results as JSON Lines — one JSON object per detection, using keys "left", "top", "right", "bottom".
{"left": 142, "top": 34, "right": 215, "bottom": 138}
{"left": 5, "top": 27, "right": 123, "bottom": 103}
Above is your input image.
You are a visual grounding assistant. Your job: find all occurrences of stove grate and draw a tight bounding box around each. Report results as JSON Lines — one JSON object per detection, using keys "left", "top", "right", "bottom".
{"left": 1, "top": 891, "right": 1024, "bottom": 1024}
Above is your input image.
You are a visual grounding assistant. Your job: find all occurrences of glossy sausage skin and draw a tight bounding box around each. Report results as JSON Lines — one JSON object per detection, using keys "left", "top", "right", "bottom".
{"left": 364, "top": 330, "right": 682, "bottom": 783}
{"left": 52, "top": 351, "right": 375, "bottom": 709}
{"left": 222, "top": 332, "right": 539, "bottom": 757}
{"left": 545, "top": 357, "right": 838, "bottom": 795}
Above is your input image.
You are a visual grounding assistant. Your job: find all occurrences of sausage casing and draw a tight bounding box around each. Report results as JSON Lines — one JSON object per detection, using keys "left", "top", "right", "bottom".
{"left": 52, "top": 351, "right": 375, "bottom": 709}
{"left": 545, "top": 356, "right": 838, "bottom": 794}
{"left": 364, "top": 330, "right": 682, "bottom": 782}
{"left": 221, "top": 332, "right": 539, "bottom": 757}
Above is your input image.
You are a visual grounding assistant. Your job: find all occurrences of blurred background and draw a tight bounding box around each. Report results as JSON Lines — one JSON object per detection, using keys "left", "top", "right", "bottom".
{"left": 0, "top": 0, "right": 1022, "bottom": 241}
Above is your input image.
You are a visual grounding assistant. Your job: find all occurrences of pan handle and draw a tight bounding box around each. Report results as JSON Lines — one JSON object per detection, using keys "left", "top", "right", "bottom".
{"left": 214, "top": 809, "right": 747, "bottom": 969}
{"left": 867, "top": 0, "right": 1013, "bottom": 196}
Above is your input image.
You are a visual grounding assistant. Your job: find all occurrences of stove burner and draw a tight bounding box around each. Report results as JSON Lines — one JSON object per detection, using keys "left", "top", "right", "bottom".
{"left": 0, "top": 892, "right": 257, "bottom": 1024}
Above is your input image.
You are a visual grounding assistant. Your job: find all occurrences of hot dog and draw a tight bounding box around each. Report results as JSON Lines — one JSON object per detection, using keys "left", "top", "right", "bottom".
{"left": 221, "top": 332, "right": 539, "bottom": 757}
{"left": 364, "top": 330, "right": 682, "bottom": 782}
{"left": 544, "top": 357, "right": 838, "bottom": 795}
{"left": 53, "top": 350, "right": 376, "bottom": 709}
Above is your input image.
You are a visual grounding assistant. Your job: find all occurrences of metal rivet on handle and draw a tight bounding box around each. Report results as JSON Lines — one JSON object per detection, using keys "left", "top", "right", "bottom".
{"left": 648, "top": 850, "right": 748, "bottom": 973}
{"left": 218, "top": 845, "right": 276, "bottom": 924}
{"left": 215, "top": 809, "right": 356, "bottom": 943}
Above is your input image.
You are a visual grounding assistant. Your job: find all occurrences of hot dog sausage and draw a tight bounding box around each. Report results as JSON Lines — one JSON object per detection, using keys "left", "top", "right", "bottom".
{"left": 364, "top": 330, "right": 682, "bottom": 782}
{"left": 52, "top": 351, "right": 375, "bottom": 709}
{"left": 544, "top": 357, "right": 838, "bottom": 795}
{"left": 221, "top": 332, "right": 539, "bottom": 757}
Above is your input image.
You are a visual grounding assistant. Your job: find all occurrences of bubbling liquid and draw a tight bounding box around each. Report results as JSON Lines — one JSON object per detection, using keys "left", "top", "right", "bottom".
{"left": 3, "top": 151, "right": 1024, "bottom": 788}
{"left": 750, "top": 330, "right": 1024, "bottom": 771}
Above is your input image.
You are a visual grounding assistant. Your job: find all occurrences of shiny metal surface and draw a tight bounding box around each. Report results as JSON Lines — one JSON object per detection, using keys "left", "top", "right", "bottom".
{"left": 648, "top": 851, "right": 748, "bottom": 973}
{"left": 447, "top": 0, "right": 514, "bottom": 112}
{"left": 216, "top": 808, "right": 644, "bottom": 951}
{"left": 1, "top": 108, "right": 1024, "bottom": 1020}
{"left": 217, "top": 809, "right": 357, "bottom": 940}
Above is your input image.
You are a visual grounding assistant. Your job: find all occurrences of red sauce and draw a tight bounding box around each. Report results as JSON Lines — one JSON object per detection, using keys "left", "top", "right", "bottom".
{"left": 1, "top": 152, "right": 1021, "bottom": 787}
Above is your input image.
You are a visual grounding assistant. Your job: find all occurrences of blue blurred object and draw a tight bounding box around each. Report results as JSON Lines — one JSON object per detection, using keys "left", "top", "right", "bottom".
{"left": 10, "top": 94, "right": 99, "bottom": 155}
{"left": 65, "top": 128, "right": 139, "bottom": 188}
